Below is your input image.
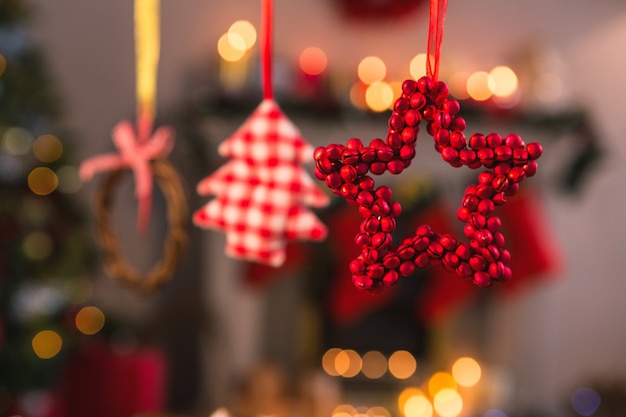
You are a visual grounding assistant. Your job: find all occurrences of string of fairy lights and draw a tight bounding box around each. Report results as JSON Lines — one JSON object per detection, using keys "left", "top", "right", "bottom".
{"left": 214, "top": 19, "right": 561, "bottom": 112}
{"left": 321, "top": 348, "right": 485, "bottom": 417}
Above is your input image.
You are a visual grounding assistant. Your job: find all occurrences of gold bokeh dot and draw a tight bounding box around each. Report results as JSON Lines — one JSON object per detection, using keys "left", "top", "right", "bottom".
{"left": 28, "top": 167, "right": 58, "bottom": 195}
{"left": 388, "top": 350, "right": 417, "bottom": 379}
{"left": 75, "top": 306, "right": 106, "bottom": 335}
{"left": 361, "top": 350, "right": 387, "bottom": 379}
{"left": 32, "top": 330, "right": 62, "bottom": 359}
{"left": 33, "top": 134, "right": 63, "bottom": 163}
{"left": 322, "top": 348, "right": 342, "bottom": 376}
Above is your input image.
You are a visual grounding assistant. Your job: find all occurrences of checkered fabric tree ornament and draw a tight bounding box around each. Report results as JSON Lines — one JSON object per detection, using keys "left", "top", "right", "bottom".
{"left": 192, "top": 0, "right": 329, "bottom": 266}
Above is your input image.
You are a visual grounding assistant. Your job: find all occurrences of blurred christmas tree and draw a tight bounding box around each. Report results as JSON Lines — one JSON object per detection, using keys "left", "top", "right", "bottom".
{"left": 0, "top": 0, "right": 97, "bottom": 413}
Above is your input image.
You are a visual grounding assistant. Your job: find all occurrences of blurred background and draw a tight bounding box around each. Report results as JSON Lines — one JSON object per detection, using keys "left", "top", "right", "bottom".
{"left": 1, "top": 0, "right": 626, "bottom": 416}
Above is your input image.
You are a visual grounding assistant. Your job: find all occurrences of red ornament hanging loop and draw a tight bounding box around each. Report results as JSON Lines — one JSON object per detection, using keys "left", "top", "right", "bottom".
{"left": 426, "top": 0, "right": 448, "bottom": 82}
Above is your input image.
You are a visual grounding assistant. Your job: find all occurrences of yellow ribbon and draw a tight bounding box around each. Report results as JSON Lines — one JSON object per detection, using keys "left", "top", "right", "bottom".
{"left": 134, "top": 0, "right": 160, "bottom": 126}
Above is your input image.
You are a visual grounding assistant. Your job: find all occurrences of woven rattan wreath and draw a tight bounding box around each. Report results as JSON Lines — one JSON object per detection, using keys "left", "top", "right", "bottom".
{"left": 94, "top": 158, "right": 188, "bottom": 293}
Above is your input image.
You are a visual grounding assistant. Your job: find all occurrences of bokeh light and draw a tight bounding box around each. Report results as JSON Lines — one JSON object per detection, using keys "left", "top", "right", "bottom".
{"left": 571, "top": 387, "right": 601, "bottom": 416}
{"left": 361, "top": 350, "right": 387, "bottom": 379}
{"left": 388, "top": 350, "right": 417, "bottom": 379}
{"left": 365, "top": 81, "right": 394, "bottom": 112}
{"left": 335, "top": 349, "right": 362, "bottom": 377}
{"left": 33, "top": 134, "right": 63, "bottom": 163}
{"left": 451, "top": 356, "right": 481, "bottom": 387}
{"left": 403, "top": 392, "right": 433, "bottom": 417}
{"left": 56, "top": 165, "right": 82, "bottom": 193}
{"left": 398, "top": 387, "right": 426, "bottom": 413}
{"left": 488, "top": 66, "right": 518, "bottom": 98}
{"left": 228, "top": 20, "right": 256, "bottom": 50}
{"left": 368, "top": 406, "right": 391, "bottom": 417}
{"left": 2, "top": 127, "right": 33, "bottom": 155}
{"left": 433, "top": 388, "right": 463, "bottom": 417}
{"left": 299, "top": 47, "right": 327, "bottom": 76}
{"left": 448, "top": 72, "right": 470, "bottom": 100}
{"left": 333, "top": 404, "right": 356, "bottom": 417}
{"left": 349, "top": 81, "right": 368, "bottom": 110}
{"left": 428, "top": 371, "right": 457, "bottom": 397}
{"left": 409, "top": 53, "right": 427, "bottom": 80}
{"left": 358, "top": 56, "right": 386, "bottom": 85}
{"left": 32, "top": 330, "right": 62, "bottom": 359}
{"left": 466, "top": 71, "right": 494, "bottom": 101}
{"left": 322, "top": 348, "right": 342, "bottom": 376}
{"left": 0, "top": 53, "right": 6, "bottom": 76}
{"left": 217, "top": 32, "right": 246, "bottom": 62}
{"left": 22, "top": 231, "right": 54, "bottom": 261}
{"left": 28, "top": 167, "right": 58, "bottom": 195}
{"left": 75, "top": 306, "right": 106, "bottom": 335}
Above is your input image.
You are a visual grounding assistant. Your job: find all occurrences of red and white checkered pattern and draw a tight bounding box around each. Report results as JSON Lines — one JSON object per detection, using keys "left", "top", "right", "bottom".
{"left": 193, "top": 99, "right": 329, "bottom": 266}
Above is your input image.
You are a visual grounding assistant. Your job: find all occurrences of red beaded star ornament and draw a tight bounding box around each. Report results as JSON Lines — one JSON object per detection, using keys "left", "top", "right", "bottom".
{"left": 313, "top": 76, "right": 543, "bottom": 292}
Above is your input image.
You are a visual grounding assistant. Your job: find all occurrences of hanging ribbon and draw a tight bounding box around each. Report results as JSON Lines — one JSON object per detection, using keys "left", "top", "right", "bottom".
{"left": 261, "top": 0, "right": 273, "bottom": 99}
{"left": 80, "top": 0, "right": 173, "bottom": 234}
{"left": 426, "top": 0, "right": 448, "bottom": 82}
{"left": 135, "top": 0, "right": 160, "bottom": 141}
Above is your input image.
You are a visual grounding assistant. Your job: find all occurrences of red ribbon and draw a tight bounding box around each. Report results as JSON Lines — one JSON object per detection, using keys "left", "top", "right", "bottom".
{"left": 261, "top": 0, "right": 273, "bottom": 99}
{"left": 426, "top": 0, "right": 448, "bottom": 82}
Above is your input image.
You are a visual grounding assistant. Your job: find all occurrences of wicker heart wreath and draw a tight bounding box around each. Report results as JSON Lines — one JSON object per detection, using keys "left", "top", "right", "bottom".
{"left": 313, "top": 76, "right": 543, "bottom": 292}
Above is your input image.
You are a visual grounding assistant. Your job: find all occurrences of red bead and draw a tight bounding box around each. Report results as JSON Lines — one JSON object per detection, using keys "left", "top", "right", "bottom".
{"left": 414, "top": 253, "right": 430, "bottom": 268}
{"left": 505, "top": 133, "right": 524, "bottom": 148}
{"left": 401, "top": 127, "right": 417, "bottom": 144}
{"left": 360, "top": 148, "right": 376, "bottom": 163}
{"left": 346, "top": 138, "right": 363, "bottom": 149}
{"left": 352, "top": 275, "right": 373, "bottom": 289}
{"left": 450, "top": 131, "right": 467, "bottom": 149}
{"left": 372, "top": 232, "right": 392, "bottom": 248}
{"left": 354, "top": 233, "right": 371, "bottom": 247}
{"left": 387, "top": 160, "right": 405, "bottom": 174}
{"left": 362, "top": 216, "right": 380, "bottom": 233}
{"left": 469, "top": 134, "right": 487, "bottom": 150}
{"left": 487, "top": 133, "right": 503, "bottom": 148}
{"left": 475, "top": 229, "right": 493, "bottom": 246}
{"left": 412, "top": 235, "right": 430, "bottom": 251}
{"left": 439, "top": 234, "right": 457, "bottom": 251}
{"left": 383, "top": 254, "right": 400, "bottom": 269}
{"left": 402, "top": 79, "right": 418, "bottom": 96}
{"left": 443, "top": 252, "right": 460, "bottom": 270}
{"left": 427, "top": 241, "right": 445, "bottom": 258}
{"left": 366, "top": 263, "right": 385, "bottom": 279}
{"left": 450, "top": 116, "right": 467, "bottom": 132}
{"left": 409, "top": 92, "right": 426, "bottom": 109}
{"left": 380, "top": 217, "right": 396, "bottom": 233}
{"left": 399, "top": 261, "right": 416, "bottom": 276}
{"left": 387, "top": 132, "right": 402, "bottom": 148}
{"left": 477, "top": 199, "right": 495, "bottom": 214}
{"left": 405, "top": 109, "right": 421, "bottom": 127}
{"left": 526, "top": 142, "right": 543, "bottom": 160}
{"left": 398, "top": 245, "right": 416, "bottom": 260}
{"left": 350, "top": 259, "right": 366, "bottom": 274}
{"left": 455, "top": 243, "right": 471, "bottom": 260}
{"left": 508, "top": 166, "right": 526, "bottom": 183}
{"left": 470, "top": 255, "right": 487, "bottom": 271}
{"left": 473, "top": 271, "right": 492, "bottom": 287}
{"left": 325, "top": 172, "right": 342, "bottom": 189}
{"left": 444, "top": 99, "right": 460, "bottom": 115}
{"left": 417, "top": 76, "right": 434, "bottom": 93}
{"left": 383, "top": 270, "right": 399, "bottom": 286}
{"left": 435, "top": 129, "right": 450, "bottom": 147}
{"left": 356, "top": 191, "right": 374, "bottom": 207}
{"left": 358, "top": 176, "right": 375, "bottom": 191}
{"left": 470, "top": 212, "right": 486, "bottom": 229}
{"left": 394, "top": 98, "right": 410, "bottom": 114}
{"left": 460, "top": 149, "right": 477, "bottom": 164}
{"left": 340, "top": 165, "right": 357, "bottom": 182}
{"left": 486, "top": 216, "right": 502, "bottom": 231}
{"left": 524, "top": 161, "right": 538, "bottom": 177}
{"left": 400, "top": 145, "right": 416, "bottom": 160}
{"left": 495, "top": 145, "right": 513, "bottom": 161}
{"left": 456, "top": 262, "right": 473, "bottom": 277}
{"left": 375, "top": 186, "right": 393, "bottom": 201}
{"left": 442, "top": 147, "right": 459, "bottom": 163}
{"left": 362, "top": 248, "right": 380, "bottom": 264}
{"left": 389, "top": 114, "right": 405, "bottom": 132}
{"left": 313, "top": 146, "right": 327, "bottom": 161}
{"left": 370, "top": 162, "right": 387, "bottom": 175}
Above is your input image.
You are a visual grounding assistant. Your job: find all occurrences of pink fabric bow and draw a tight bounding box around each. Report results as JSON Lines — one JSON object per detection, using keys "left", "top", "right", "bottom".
{"left": 79, "top": 117, "right": 175, "bottom": 234}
